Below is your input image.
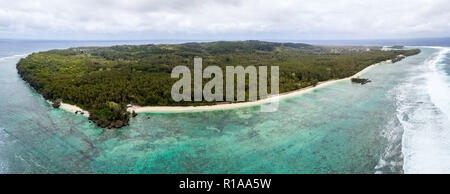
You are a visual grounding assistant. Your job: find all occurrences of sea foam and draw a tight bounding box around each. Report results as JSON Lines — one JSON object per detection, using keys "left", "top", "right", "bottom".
{"left": 427, "top": 48, "right": 450, "bottom": 120}
{"left": 400, "top": 47, "right": 450, "bottom": 173}
{"left": 0, "top": 54, "right": 29, "bottom": 62}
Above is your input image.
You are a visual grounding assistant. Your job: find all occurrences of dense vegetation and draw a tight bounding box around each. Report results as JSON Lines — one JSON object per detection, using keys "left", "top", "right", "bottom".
{"left": 16, "top": 41, "right": 420, "bottom": 128}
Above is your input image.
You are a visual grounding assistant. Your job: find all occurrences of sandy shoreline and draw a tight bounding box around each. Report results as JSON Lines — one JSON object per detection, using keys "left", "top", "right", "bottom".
{"left": 58, "top": 58, "right": 394, "bottom": 115}
{"left": 128, "top": 58, "right": 394, "bottom": 113}
{"left": 59, "top": 102, "right": 90, "bottom": 117}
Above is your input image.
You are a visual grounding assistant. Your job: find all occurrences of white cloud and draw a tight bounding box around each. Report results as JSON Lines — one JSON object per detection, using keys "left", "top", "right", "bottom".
{"left": 0, "top": 0, "right": 449, "bottom": 39}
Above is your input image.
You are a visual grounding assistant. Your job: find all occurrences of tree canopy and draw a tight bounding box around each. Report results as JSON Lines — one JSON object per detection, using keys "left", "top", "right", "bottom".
{"left": 16, "top": 41, "right": 420, "bottom": 128}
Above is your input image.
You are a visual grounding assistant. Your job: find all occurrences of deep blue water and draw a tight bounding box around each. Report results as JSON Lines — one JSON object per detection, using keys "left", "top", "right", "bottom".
{"left": 279, "top": 37, "right": 450, "bottom": 46}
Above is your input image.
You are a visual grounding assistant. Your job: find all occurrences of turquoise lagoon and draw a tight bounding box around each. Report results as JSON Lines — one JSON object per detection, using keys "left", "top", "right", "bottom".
{"left": 0, "top": 41, "right": 449, "bottom": 174}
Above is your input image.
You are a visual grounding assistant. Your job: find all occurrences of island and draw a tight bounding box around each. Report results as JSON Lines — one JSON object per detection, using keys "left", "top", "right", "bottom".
{"left": 351, "top": 77, "right": 372, "bottom": 85}
{"left": 16, "top": 41, "right": 421, "bottom": 128}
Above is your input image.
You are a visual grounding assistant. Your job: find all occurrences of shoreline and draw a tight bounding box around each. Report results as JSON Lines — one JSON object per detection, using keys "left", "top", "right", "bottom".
{"left": 127, "top": 58, "right": 394, "bottom": 113}
{"left": 58, "top": 58, "right": 396, "bottom": 115}
{"left": 59, "top": 102, "right": 90, "bottom": 117}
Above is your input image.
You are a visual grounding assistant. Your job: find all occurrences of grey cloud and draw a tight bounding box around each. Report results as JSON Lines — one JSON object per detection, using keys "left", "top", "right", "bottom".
{"left": 0, "top": 0, "right": 449, "bottom": 39}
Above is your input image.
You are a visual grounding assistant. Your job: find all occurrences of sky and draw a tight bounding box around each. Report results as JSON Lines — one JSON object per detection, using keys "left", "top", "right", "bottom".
{"left": 0, "top": 0, "right": 449, "bottom": 40}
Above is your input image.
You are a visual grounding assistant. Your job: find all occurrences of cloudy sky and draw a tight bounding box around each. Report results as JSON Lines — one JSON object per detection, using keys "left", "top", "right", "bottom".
{"left": 0, "top": 0, "right": 449, "bottom": 40}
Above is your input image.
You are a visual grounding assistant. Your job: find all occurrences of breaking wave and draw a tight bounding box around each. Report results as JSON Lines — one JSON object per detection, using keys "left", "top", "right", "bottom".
{"left": 0, "top": 54, "right": 29, "bottom": 62}
{"left": 398, "top": 47, "right": 450, "bottom": 173}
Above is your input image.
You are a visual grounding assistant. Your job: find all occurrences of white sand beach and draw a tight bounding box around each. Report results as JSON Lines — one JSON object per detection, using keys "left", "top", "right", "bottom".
{"left": 128, "top": 58, "right": 394, "bottom": 113}
{"left": 57, "top": 58, "right": 395, "bottom": 115}
{"left": 59, "top": 102, "right": 90, "bottom": 117}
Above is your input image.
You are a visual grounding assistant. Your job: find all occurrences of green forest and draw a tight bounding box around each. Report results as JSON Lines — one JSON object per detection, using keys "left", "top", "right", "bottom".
{"left": 16, "top": 41, "right": 420, "bottom": 128}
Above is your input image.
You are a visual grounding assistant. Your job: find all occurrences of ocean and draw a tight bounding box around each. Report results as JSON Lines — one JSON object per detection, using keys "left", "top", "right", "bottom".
{"left": 0, "top": 39, "right": 448, "bottom": 173}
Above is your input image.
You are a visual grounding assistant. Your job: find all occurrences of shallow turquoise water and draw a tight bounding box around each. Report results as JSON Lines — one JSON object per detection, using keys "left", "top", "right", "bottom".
{"left": 0, "top": 42, "right": 448, "bottom": 174}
